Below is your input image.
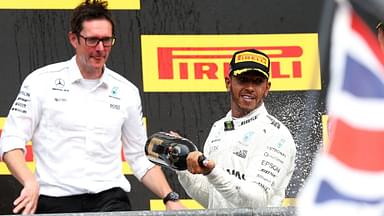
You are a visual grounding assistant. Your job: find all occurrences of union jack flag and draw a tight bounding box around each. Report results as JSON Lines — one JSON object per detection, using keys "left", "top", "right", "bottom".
{"left": 297, "top": 0, "right": 384, "bottom": 215}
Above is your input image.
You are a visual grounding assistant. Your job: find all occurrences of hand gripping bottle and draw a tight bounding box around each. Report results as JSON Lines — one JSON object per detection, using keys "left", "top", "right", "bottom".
{"left": 145, "top": 132, "right": 206, "bottom": 171}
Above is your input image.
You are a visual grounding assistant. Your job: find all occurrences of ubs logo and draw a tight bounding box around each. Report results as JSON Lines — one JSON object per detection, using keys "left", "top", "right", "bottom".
{"left": 55, "top": 78, "right": 65, "bottom": 88}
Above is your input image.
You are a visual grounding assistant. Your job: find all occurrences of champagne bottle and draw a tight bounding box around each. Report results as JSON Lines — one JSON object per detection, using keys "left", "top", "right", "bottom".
{"left": 145, "top": 132, "right": 207, "bottom": 171}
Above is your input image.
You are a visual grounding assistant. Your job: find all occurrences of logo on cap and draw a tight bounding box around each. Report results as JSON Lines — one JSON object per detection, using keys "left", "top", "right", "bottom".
{"left": 230, "top": 49, "right": 270, "bottom": 79}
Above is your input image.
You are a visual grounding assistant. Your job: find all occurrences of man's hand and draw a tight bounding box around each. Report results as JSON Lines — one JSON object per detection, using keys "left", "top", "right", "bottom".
{"left": 13, "top": 179, "right": 40, "bottom": 215}
{"left": 186, "top": 151, "right": 215, "bottom": 175}
{"left": 3, "top": 149, "right": 40, "bottom": 215}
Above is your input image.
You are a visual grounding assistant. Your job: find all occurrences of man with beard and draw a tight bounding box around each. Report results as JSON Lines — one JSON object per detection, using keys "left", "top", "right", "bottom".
{"left": 0, "top": 0, "right": 183, "bottom": 214}
{"left": 177, "top": 49, "right": 297, "bottom": 208}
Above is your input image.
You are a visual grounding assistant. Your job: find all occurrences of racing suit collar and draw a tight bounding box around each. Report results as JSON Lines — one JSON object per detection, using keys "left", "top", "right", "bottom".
{"left": 223, "top": 103, "right": 267, "bottom": 131}
{"left": 227, "top": 103, "right": 267, "bottom": 121}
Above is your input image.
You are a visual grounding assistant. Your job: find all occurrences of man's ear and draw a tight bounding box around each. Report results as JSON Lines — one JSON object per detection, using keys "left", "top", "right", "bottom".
{"left": 68, "top": 32, "right": 79, "bottom": 49}
{"left": 225, "top": 76, "right": 231, "bottom": 91}
{"left": 264, "top": 81, "right": 271, "bottom": 97}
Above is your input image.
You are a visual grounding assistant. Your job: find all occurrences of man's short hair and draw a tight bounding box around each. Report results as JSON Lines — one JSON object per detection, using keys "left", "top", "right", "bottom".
{"left": 70, "top": 0, "right": 115, "bottom": 36}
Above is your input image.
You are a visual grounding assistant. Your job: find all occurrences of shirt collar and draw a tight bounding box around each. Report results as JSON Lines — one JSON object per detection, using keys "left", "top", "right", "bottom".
{"left": 68, "top": 55, "right": 110, "bottom": 88}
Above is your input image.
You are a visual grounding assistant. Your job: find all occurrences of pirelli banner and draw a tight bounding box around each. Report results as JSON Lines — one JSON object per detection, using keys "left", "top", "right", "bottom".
{"left": 141, "top": 34, "right": 320, "bottom": 92}
{"left": 0, "top": 0, "right": 326, "bottom": 214}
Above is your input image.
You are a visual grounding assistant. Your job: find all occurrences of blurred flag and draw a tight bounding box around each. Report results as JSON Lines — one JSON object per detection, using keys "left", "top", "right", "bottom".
{"left": 297, "top": 0, "right": 384, "bottom": 215}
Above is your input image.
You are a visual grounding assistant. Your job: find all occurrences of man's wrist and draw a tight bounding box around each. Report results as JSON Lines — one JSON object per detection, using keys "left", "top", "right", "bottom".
{"left": 163, "top": 191, "right": 180, "bottom": 204}
{"left": 203, "top": 167, "right": 214, "bottom": 176}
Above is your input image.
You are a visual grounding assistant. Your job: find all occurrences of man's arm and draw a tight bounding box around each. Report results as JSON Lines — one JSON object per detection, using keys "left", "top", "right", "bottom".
{"left": 3, "top": 149, "right": 39, "bottom": 214}
{"left": 177, "top": 169, "right": 210, "bottom": 208}
{"left": 120, "top": 91, "right": 184, "bottom": 210}
{"left": 141, "top": 165, "right": 184, "bottom": 210}
{"left": 0, "top": 73, "right": 41, "bottom": 214}
{"left": 207, "top": 134, "right": 296, "bottom": 208}
{"left": 185, "top": 134, "right": 296, "bottom": 208}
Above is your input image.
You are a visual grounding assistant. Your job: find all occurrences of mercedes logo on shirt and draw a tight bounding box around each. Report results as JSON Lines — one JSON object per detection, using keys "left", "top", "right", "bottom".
{"left": 55, "top": 78, "right": 65, "bottom": 88}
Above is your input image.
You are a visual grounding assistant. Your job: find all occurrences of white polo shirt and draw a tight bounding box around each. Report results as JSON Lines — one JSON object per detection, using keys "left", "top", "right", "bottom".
{"left": 0, "top": 56, "right": 154, "bottom": 196}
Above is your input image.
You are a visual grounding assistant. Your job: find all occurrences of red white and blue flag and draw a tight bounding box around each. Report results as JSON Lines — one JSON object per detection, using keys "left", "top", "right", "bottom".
{"left": 298, "top": 0, "right": 384, "bottom": 215}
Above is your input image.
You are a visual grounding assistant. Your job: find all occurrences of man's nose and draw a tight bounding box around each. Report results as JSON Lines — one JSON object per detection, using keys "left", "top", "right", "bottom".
{"left": 243, "top": 82, "right": 256, "bottom": 91}
{"left": 95, "top": 41, "right": 105, "bottom": 50}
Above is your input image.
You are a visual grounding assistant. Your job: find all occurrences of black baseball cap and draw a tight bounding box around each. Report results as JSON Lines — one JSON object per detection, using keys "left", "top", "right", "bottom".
{"left": 229, "top": 49, "right": 270, "bottom": 79}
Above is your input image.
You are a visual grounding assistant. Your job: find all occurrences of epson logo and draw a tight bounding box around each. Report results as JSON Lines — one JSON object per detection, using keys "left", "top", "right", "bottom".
{"left": 261, "top": 160, "right": 281, "bottom": 173}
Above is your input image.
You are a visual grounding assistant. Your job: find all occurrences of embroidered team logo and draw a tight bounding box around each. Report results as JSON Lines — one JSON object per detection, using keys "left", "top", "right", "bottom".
{"left": 111, "top": 86, "right": 119, "bottom": 96}
{"left": 55, "top": 78, "right": 65, "bottom": 88}
{"left": 109, "top": 86, "right": 121, "bottom": 100}
{"left": 233, "top": 149, "right": 248, "bottom": 159}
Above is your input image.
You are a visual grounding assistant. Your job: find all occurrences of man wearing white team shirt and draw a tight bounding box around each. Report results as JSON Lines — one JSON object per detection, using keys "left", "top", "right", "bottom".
{"left": 177, "top": 49, "right": 297, "bottom": 208}
{"left": 0, "top": 0, "right": 183, "bottom": 214}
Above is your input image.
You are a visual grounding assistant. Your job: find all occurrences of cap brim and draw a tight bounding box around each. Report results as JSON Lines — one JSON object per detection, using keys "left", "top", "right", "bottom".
{"left": 232, "top": 68, "right": 269, "bottom": 79}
